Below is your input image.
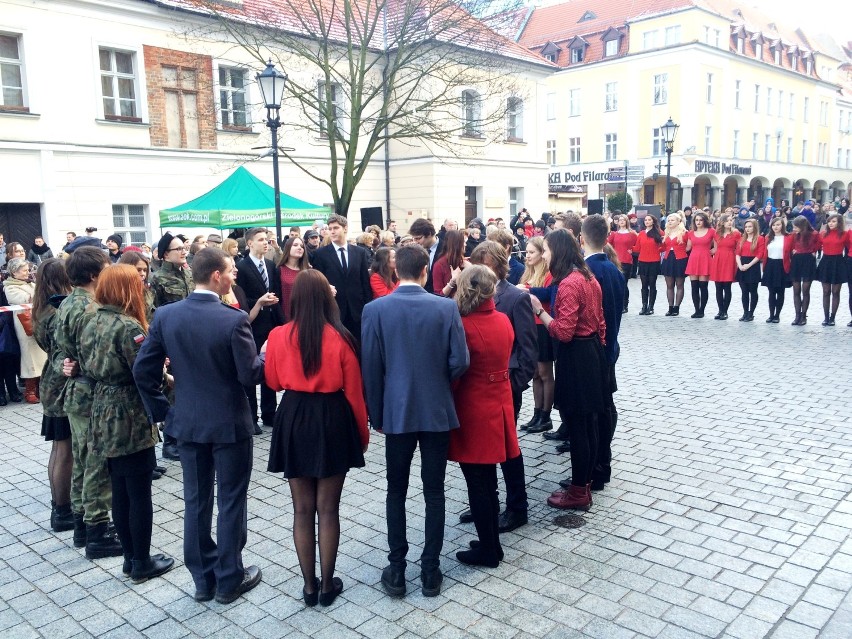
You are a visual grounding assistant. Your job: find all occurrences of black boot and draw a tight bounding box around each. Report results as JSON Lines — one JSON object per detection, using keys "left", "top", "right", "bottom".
{"left": 520, "top": 408, "right": 541, "bottom": 431}
{"left": 73, "top": 512, "right": 87, "bottom": 548}
{"left": 85, "top": 522, "right": 124, "bottom": 559}
{"left": 51, "top": 502, "right": 75, "bottom": 533}
{"left": 639, "top": 289, "right": 649, "bottom": 315}
{"left": 671, "top": 305, "right": 680, "bottom": 316}
{"left": 647, "top": 290, "right": 656, "bottom": 315}
{"left": 130, "top": 555, "right": 175, "bottom": 584}
{"left": 0, "top": 394, "right": 6, "bottom": 406}
{"left": 536, "top": 410, "right": 553, "bottom": 432}
{"left": 665, "top": 305, "right": 674, "bottom": 316}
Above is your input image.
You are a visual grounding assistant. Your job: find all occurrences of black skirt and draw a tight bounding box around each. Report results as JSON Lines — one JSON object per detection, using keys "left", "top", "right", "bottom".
{"left": 816, "top": 254, "right": 846, "bottom": 284}
{"left": 637, "top": 261, "right": 661, "bottom": 279}
{"left": 537, "top": 323, "right": 555, "bottom": 363}
{"left": 108, "top": 446, "right": 156, "bottom": 478}
{"left": 553, "top": 336, "right": 609, "bottom": 416}
{"left": 268, "top": 390, "right": 365, "bottom": 479}
{"left": 790, "top": 253, "right": 816, "bottom": 282}
{"left": 762, "top": 258, "right": 791, "bottom": 289}
{"left": 41, "top": 415, "right": 71, "bottom": 442}
{"left": 735, "top": 257, "right": 761, "bottom": 284}
{"left": 660, "top": 253, "right": 687, "bottom": 278}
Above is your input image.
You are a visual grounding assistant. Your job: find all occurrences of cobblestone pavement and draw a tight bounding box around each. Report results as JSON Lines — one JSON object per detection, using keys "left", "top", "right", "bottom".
{"left": 1, "top": 278, "right": 851, "bottom": 639}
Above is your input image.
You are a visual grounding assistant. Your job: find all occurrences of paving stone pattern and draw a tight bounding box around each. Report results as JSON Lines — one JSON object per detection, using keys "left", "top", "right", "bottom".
{"left": 0, "top": 278, "right": 850, "bottom": 638}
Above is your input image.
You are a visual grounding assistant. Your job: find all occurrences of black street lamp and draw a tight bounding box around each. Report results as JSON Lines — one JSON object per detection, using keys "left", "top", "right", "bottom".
{"left": 661, "top": 117, "right": 679, "bottom": 215}
{"left": 256, "top": 60, "right": 288, "bottom": 244}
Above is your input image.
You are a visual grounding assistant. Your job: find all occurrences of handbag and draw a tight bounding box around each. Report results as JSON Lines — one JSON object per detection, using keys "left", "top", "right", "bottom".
{"left": 16, "top": 309, "right": 33, "bottom": 337}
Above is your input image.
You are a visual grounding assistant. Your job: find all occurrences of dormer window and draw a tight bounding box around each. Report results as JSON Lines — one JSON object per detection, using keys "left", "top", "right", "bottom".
{"left": 567, "top": 36, "right": 588, "bottom": 64}
{"left": 774, "top": 48, "right": 780, "bottom": 64}
{"left": 540, "top": 41, "right": 561, "bottom": 64}
{"left": 752, "top": 34, "right": 764, "bottom": 60}
{"left": 737, "top": 36, "right": 744, "bottom": 53}
{"left": 578, "top": 10, "right": 596, "bottom": 22}
{"left": 601, "top": 28, "right": 622, "bottom": 58}
{"left": 805, "top": 57, "right": 812, "bottom": 74}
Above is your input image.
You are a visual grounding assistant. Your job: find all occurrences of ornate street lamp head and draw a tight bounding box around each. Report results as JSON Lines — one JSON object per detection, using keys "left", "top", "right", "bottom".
{"left": 661, "top": 117, "right": 679, "bottom": 152}
{"left": 256, "top": 60, "right": 287, "bottom": 113}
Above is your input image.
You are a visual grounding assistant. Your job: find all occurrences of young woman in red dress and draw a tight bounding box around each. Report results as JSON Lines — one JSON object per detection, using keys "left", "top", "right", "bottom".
{"left": 631, "top": 214, "right": 664, "bottom": 315}
{"left": 433, "top": 230, "right": 466, "bottom": 297}
{"left": 735, "top": 219, "right": 765, "bottom": 322}
{"left": 761, "top": 217, "right": 794, "bottom": 323}
{"left": 816, "top": 214, "right": 846, "bottom": 326}
{"left": 369, "top": 247, "right": 399, "bottom": 298}
{"left": 449, "top": 265, "right": 518, "bottom": 568}
{"left": 660, "top": 213, "right": 688, "bottom": 316}
{"left": 277, "top": 237, "right": 311, "bottom": 322}
{"left": 685, "top": 211, "right": 717, "bottom": 318}
{"left": 789, "top": 216, "right": 822, "bottom": 325}
{"left": 709, "top": 214, "right": 740, "bottom": 320}
{"left": 607, "top": 215, "right": 637, "bottom": 313}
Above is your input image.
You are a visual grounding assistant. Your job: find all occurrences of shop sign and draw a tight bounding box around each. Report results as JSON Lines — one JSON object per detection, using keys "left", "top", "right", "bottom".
{"left": 549, "top": 169, "right": 625, "bottom": 185}
{"left": 549, "top": 184, "right": 588, "bottom": 194}
{"left": 694, "top": 160, "right": 752, "bottom": 175}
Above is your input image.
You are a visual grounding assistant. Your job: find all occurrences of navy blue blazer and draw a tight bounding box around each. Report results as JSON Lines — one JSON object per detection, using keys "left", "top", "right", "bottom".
{"left": 133, "top": 292, "right": 265, "bottom": 444}
{"left": 585, "top": 253, "right": 625, "bottom": 365}
{"left": 494, "top": 280, "right": 537, "bottom": 396}
{"left": 361, "top": 285, "right": 469, "bottom": 434}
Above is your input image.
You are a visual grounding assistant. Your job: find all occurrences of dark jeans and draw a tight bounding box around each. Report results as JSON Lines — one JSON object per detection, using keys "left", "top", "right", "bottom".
{"left": 460, "top": 463, "right": 501, "bottom": 560}
{"left": 385, "top": 431, "right": 449, "bottom": 573}
{"left": 501, "top": 385, "right": 528, "bottom": 514}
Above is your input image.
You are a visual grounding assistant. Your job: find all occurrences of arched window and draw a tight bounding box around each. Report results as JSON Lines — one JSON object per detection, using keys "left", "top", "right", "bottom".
{"left": 461, "top": 89, "right": 481, "bottom": 137}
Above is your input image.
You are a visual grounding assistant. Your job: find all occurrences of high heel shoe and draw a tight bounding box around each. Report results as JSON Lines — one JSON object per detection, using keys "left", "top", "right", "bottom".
{"left": 303, "top": 577, "right": 319, "bottom": 607}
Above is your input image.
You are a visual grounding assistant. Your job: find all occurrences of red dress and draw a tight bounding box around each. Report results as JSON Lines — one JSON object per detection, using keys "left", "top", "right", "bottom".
{"left": 448, "top": 299, "right": 520, "bottom": 465}
{"left": 709, "top": 231, "right": 740, "bottom": 282}
{"left": 685, "top": 228, "right": 716, "bottom": 276}
{"left": 279, "top": 265, "right": 301, "bottom": 321}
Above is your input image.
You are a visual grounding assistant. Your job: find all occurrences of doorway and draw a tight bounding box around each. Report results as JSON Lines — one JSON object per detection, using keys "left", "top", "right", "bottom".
{"left": 464, "top": 186, "right": 478, "bottom": 226}
{"left": 0, "top": 204, "right": 43, "bottom": 248}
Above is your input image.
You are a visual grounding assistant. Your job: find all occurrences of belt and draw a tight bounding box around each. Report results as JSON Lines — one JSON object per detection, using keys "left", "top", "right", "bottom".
{"left": 74, "top": 375, "right": 95, "bottom": 386}
{"left": 486, "top": 369, "right": 509, "bottom": 383}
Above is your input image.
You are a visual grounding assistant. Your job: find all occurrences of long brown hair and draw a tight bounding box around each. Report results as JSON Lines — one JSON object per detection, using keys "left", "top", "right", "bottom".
{"left": 32, "top": 258, "right": 71, "bottom": 320}
{"left": 370, "top": 247, "right": 398, "bottom": 289}
{"left": 739, "top": 219, "right": 760, "bottom": 252}
{"left": 442, "top": 230, "right": 465, "bottom": 270}
{"left": 289, "top": 270, "right": 355, "bottom": 377}
{"left": 95, "top": 264, "right": 148, "bottom": 331}
{"left": 545, "top": 229, "right": 592, "bottom": 283}
{"left": 278, "top": 237, "right": 310, "bottom": 270}
{"left": 823, "top": 213, "right": 845, "bottom": 238}
{"left": 766, "top": 217, "right": 788, "bottom": 246}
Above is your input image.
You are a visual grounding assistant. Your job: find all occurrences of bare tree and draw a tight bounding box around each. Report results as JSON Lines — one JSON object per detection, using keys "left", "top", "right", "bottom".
{"left": 174, "top": 0, "right": 542, "bottom": 215}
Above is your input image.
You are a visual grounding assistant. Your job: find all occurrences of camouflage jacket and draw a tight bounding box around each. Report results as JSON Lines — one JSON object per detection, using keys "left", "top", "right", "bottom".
{"left": 150, "top": 261, "right": 194, "bottom": 309}
{"left": 33, "top": 304, "right": 68, "bottom": 417}
{"left": 79, "top": 305, "right": 157, "bottom": 458}
{"left": 54, "top": 287, "right": 97, "bottom": 417}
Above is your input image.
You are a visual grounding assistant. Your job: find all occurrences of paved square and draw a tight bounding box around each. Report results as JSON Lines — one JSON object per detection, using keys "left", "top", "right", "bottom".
{"left": 1, "top": 279, "right": 850, "bottom": 638}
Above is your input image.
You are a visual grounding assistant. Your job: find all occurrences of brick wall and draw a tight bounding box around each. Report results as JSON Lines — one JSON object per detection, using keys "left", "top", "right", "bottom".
{"left": 143, "top": 45, "right": 217, "bottom": 150}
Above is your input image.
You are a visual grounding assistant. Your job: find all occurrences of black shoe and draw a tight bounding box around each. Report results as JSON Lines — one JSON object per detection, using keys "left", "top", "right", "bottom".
{"left": 520, "top": 409, "right": 540, "bottom": 431}
{"left": 646, "top": 307, "right": 655, "bottom": 315}
{"left": 622, "top": 305, "right": 628, "bottom": 314}
{"left": 319, "top": 576, "right": 343, "bottom": 607}
{"left": 738, "top": 314, "right": 747, "bottom": 321}
{"left": 535, "top": 415, "right": 553, "bottom": 432}
{"left": 468, "top": 540, "right": 505, "bottom": 561}
{"left": 498, "top": 510, "right": 528, "bottom": 533}
{"left": 131, "top": 555, "right": 175, "bottom": 584}
{"left": 421, "top": 569, "right": 443, "bottom": 597}
{"left": 381, "top": 565, "right": 406, "bottom": 598}
{"left": 556, "top": 441, "right": 571, "bottom": 454}
{"left": 768, "top": 316, "right": 777, "bottom": 323}
{"left": 195, "top": 589, "right": 215, "bottom": 602}
{"left": 713, "top": 313, "right": 722, "bottom": 320}
{"left": 215, "top": 565, "right": 262, "bottom": 604}
{"left": 665, "top": 306, "right": 675, "bottom": 316}
{"left": 162, "top": 444, "right": 180, "bottom": 461}
{"left": 253, "top": 423, "right": 263, "bottom": 435}
{"left": 123, "top": 553, "right": 167, "bottom": 576}
{"left": 590, "top": 479, "right": 607, "bottom": 492}
{"left": 73, "top": 512, "right": 86, "bottom": 548}
{"left": 0, "top": 395, "right": 6, "bottom": 406}
{"left": 152, "top": 470, "right": 163, "bottom": 481}
{"left": 771, "top": 317, "right": 780, "bottom": 323}
{"left": 154, "top": 465, "right": 167, "bottom": 474}
{"left": 671, "top": 306, "right": 679, "bottom": 316}
{"left": 691, "top": 311, "right": 704, "bottom": 318}
{"left": 51, "top": 503, "right": 75, "bottom": 532}
{"left": 848, "top": 320, "right": 852, "bottom": 327}
{"left": 458, "top": 509, "right": 473, "bottom": 524}
{"left": 456, "top": 549, "right": 499, "bottom": 568}
{"left": 85, "top": 522, "right": 124, "bottom": 559}
{"left": 542, "top": 430, "right": 568, "bottom": 441}
{"left": 8, "top": 391, "right": 23, "bottom": 403}
{"left": 639, "top": 305, "right": 648, "bottom": 315}
{"left": 719, "top": 313, "right": 728, "bottom": 320}
{"left": 303, "top": 578, "right": 319, "bottom": 607}
{"left": 262, "top": 419, "right": 274, "bottom": 427}
{"left": 558, "top": 478, "right": 571, "bottom": 489}
{"left": 800, "top": 315, "right": 807, "bottom": 325}
{"left": 527, "top": 419, "right": 553, "bottom": 434}
{"left": 744, "top": 313, "right": 754, "bottom": 322}
{"left": 828, "top": 318, "right": 835, "bottom": 326}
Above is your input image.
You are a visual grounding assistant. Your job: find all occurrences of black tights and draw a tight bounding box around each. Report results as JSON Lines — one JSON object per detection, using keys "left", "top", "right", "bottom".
{"left": 111, "top": 471, "right": 153, "bottom": 561}
{"left": 289, "top": 474, "right": 346, "bottom": 594}
{"left": 740, "top": 283, "right": 759, "bottom": 315}
{"left": 48, "top": 439, "right": 72, "bottom": 506}
{"left": 768, "top": 287, "right": 786, "bottom": 318}
{"left": 690, "top": 280, "right": 709, "bottom": 312}
{"left": 822, "top": 283, "right": 841, "bottom": 320}
{"left": 620, "top": 263, "right": 631, "bottom": 308}
{"left": 715, "top": 283, "right": 732, "bottom": 315}
{"left": 639, "top": 274, "right": 657, "bottom": 309}
{"left": 792, "top": 280, "right": 812, "bottom": 319}
{"left": 665, "top": 276, "right": 685, "bottom": 307}
{"left": 560, "top": 410, "right": 599, "bottom": 487}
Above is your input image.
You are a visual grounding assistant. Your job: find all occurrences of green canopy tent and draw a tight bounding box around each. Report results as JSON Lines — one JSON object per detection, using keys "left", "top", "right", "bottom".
{"left": 159, "top": 166, "right": 329, "bottom": 229}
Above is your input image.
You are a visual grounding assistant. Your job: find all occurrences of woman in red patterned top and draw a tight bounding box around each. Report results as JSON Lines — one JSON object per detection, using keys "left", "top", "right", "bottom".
{"left": 277, "top": 237, "right": 311, "bottom": 322}
{"left": 607, "top": 215, "right": 637, "bottom": 313}
{"left": 369, "top": 247, "right": 399, "bottom": 298}
{"left": 529, "top": 230, "right": 607, "bottom": 512}
{"left": 816, "top": 214, "right": 846, "bottom": 326}
{"left": 789, "top": 216, "right": 822, "bottom": 326}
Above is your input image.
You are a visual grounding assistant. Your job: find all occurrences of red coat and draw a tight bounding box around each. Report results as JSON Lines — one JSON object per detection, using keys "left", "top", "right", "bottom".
{"left": 449, "top": 300, "right": 520, "bottom": 464}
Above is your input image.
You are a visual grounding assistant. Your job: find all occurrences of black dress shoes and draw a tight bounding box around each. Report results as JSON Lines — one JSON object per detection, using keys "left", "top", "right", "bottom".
{"left": 542, "top": 430, "right": 568, "bottom": 441}
{"left": 381, "top": 565, "right": 406, "bottom": 597}
{"left": 162, "top": 444, "right": 180, "bottom": 461}
{"left": 497, "top": 510, "right": 528, "bottom": 533}
{"left": 456, "top": 549, "right": 499, "bottom": 568}
{"left": 319, "top": 577, "right": 343, "bottom": 607}
{"left": 526, "top": 419, "right": 553, "bottom": 434}
{"left": 421, "top": 568, "right": 443, "bottom": 597}
{"left": 215, "top": 565, "right": 262, "bottom": 604}
{"left": 195, "top": 589, "right": 215, "bottom": 602}
{"left": 131, "top": 555, "right": 175, "bottom": 584}
{"left": 253, "top": 423, "right": 263, "bottom": 435}
{"left": 458, "top": 509, "right": 474, "bottom": 524}
{"left": 303, "top": 578, "right": 319, "bottom": 606}
{"left": 556, "top": 441, "right": 571, "bottom": 454}
{"left": 468, "top": 540, "right": 505, "bottom": 561}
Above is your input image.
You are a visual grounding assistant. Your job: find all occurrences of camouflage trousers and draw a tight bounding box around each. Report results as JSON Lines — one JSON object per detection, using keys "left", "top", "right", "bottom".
{"left": 68, "top": 410, "right": 111, "bottom": 524}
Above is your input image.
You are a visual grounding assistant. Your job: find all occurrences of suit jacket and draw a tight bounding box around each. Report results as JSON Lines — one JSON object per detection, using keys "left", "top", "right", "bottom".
{"left": 586, "top": 253, "right": 625, "bottom": 365}
{"left": 236, "top": 255, "right": 285, "bottom": 343}
{"left": 494, "top": 279, "right": 537, "bottom": 396}
{"left": 361, "top": 285, "right": 469, "bottom": 434}
{"left": 311, "top": 243, "right": 372, "bottom": 322}
{"left": 132, "top": 292, "right": 265, "bottom": 444}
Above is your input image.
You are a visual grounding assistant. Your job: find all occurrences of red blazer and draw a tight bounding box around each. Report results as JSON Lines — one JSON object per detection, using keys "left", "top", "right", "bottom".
{"left": 819, "top": 231, "right": 846, "bottom": 256}
{"left": 449, "top": 300, "right": 520, "bottom": 465}
{"left": 265, "top": 323, "right": 368, "bottom": 447}
{"left": 792, "top": 232, "right": 822, "bottom": 255}
{"left": 736, "top": 235, "right": 766, "bottom": 260}
{"left": 632, "top": 230, "right": 664, "bottom": 263}
{"left": 370, "top": 272, "right": 397, "bottom": 298}
{"left": 608, "top": 231, "right": 637, "bottom": 264}
{"left": 662, "top": 233, "right": 688, "bottom": 259}
{"left": 762, "top": 234, "right": 794, "bottom": 273}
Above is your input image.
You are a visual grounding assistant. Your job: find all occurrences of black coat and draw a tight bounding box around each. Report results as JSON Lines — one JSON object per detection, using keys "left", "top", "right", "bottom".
{"left": 311, "top": 243, "right": 372, "bottom": 323}
{"left": 235, "top": 255, "right": 285, "bottom": 344}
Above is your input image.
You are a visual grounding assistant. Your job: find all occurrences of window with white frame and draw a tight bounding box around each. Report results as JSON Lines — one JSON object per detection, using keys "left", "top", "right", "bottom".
{"left": 546, "top": 92, "right": 556, "bottom": 120}
{"left": 736, "top": 36, "right": 744, "bottom": 54}
{"left": 506, "top": 97, "right": 523, "bottom": 141}
{"left": 846, "top": 149, "right": 850, "bottom": 169}
{"left": 643, "top": 30, "right": 658, "bottom": 50}
{"left": 766, "top": 87, "right": 772, "bottom": 115}
{"left": 546, "top": 139, "right": 557, "bottom": 165}
{"left": 734, "top": 80, "right": 741, "bottom": 109}
{"left": 837, "top": 148, "right": 842, "bottom": 168}
{"left": 0, "top": 33, "right": 25, "bottom": 109}
{"left": 764, "top": 134, "right": 770, "bottom": 161}
{"left": 508, "top": 187, "right": 523, "bottom": 217}
{"left": 840, "top": 109, "right": 846, "bottom": 131}
{"left": 605, "top": 133, "right": 617, "bottom": 161}
{"left": 789, "top": 93, "right": 794, "bottom": 120}
{"left": 819, "top": 101, "right": 828, "bottom": 126}
{"left": 652, "top": 127, "right": 664, "bottom": 156}
{"left": 653, "top": 74, "right": 667, "bottom": 105}
{"left": 706, "top": 73, "right": 713, "bottom": 104}
{"left": 775, "top": 136, "right": 781, "bottom": 161}
{"left": 570, "top": 46, "right": 584, "bottom": 63}
{"left": 319, "top": 81, "right": 345, "bottom": 137}
{"left": 755, "top": 42, "right": 762, "bottom": 59}
{"left": 569, "top": 137, "right": 581, "bottom": 163}
{"left": 664, "top": 26, "right": 681, "bottom": 45}
{"left": 604, "top": 39, "right": 618, "bottom": 57}
{"left": 112, "top": 204, "right": 147, "bottom": 246}
{"left": 754, "top": 84, "right": 760, "bottom": 113}
{"left": 99, "top": 47, "right": 140, "bottom": 121}
{"left": 704, "top": 126, "right": 711, "bottom": 154}
{"left": 778, "top": 90, "right": 784, "bottom": 119}
{"left": 751, "top": 133, "right": 758, "bottom": 159}
{"left": 218, "top": 66, "right": 248, "bottom": 128}
{"left": 568, "top": 89, "right": 580, "bottom": 116}
{"left": 787, "top": 137, "right": 792, "bottom": 162}
{"left": 713, "top": 28, "right": 720, "bottom": 47}
{"left": 803, "top": 97, "right": 809, "bottom": 122}
{"left": 733, "top": 130, "right": 739, "bottom": 158}
{"left": 806, "top": 57, "right": 812, "bottom": 74}
{"left": 774, "top": 48, "right": 781, "bottom": 65}
{"left": 801, "top": 139, "right": 807, "bottom": 163}
{"left": 605, "top": 82, "right": 617, "bottom": 112}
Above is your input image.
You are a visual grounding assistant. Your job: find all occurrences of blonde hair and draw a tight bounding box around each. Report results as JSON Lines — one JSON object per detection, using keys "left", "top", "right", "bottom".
{"left": 380, "top": 230, "right": 395, "bottom": 246}
{"left": 356, "top": 232, "right": 375, "bottom": 249}
{"left": 665, "top": 213, "right": 686, "bottom": 242}
{"left": 519, "top": 236, "right": 548, "bottom": 288}
{"left": 455, "top": 264, "right": 497, "bottom": 316}
{"left": 221, "top": 238, "right": 239, "bottom": 256}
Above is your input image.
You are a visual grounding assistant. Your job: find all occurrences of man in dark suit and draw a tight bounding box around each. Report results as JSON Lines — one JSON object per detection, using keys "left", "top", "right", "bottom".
{"left": 133, "top": 248, "right": 265, "bottom": 605}
{"left": 310, "top": 214, "right": 372, "bottom": 340}
{"left": 361, "top": 245, "right": 469, "bottom": 599}
{"left": 467, "top": 241, "right": 537, "bottom": 533}
{"left": 409, "top": 218, "right": 440, "bottom": 293}
{"left": 236, "top": 227, "right": 284, "bottom": 427}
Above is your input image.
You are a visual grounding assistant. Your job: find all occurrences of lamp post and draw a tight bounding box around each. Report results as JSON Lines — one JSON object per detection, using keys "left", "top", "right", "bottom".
{"left": 661, "top": 117, "right": 679, "bottom": 215}
{"left": 256, "top": 60, "right": 288, "bottom": 245}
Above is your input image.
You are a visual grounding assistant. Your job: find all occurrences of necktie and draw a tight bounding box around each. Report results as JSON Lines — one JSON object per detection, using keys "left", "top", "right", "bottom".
{"left": 258, "top": 260, "right": 269, "bottom": 290}
{"left": 339, "top": 247, "right": 348, "bottom": 271}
